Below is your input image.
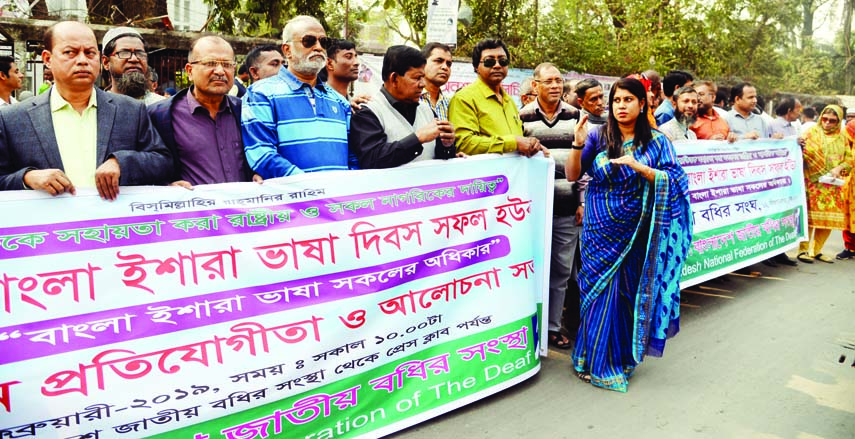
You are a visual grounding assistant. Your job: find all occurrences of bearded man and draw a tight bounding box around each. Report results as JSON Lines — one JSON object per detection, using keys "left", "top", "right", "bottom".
{"left": 241, "top": 15, "right": 353, "bottom": 178}
{"left": 658, "top": 86, "right": 698, "bottom": 142}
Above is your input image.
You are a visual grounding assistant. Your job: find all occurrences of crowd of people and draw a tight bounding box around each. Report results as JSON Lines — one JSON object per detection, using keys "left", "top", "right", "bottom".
{"left": 0, "top": 16, "right": 852, "bottom": 394}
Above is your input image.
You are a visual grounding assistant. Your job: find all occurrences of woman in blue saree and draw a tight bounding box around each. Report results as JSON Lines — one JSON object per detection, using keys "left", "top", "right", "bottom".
{"left": 565, "top": 77, "right": 692, "bottom": 392}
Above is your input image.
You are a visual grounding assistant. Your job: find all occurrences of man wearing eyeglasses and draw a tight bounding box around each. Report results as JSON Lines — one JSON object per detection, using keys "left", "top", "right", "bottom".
{"left": 0, "top": 21, "right": 171, "bottom": 199}
{"left": 448, "top": 39, "right": 544, "bottom": 157}
{"left": 101, "top": 27, "right": 164, "bottom": 105}
{"left": 519, "top": 77, "right": 536, "bottom": 108}
{"left": 149, "top": 36, "right": 258, "bottom": 188}
{"left": 420, "top": 42, "right": 453, "bottom": 121}
{"left": 242, "top": 15, "right": 353, "bottom": 178}
{"left": 520, "top": 62, "right": 584, "bottom": 350}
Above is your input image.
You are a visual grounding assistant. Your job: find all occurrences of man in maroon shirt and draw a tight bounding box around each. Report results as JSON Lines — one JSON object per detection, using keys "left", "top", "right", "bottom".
{"left": 149, "top": 36, "right": 260, "bottom": 187}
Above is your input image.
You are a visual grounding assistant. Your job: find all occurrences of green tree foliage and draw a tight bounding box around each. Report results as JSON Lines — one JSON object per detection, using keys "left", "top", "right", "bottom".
{"left": 375, "top": 0, "right": 848, "bottom": 95}
{"left": 203, "top": 0, "right": 328, "bottom": 38}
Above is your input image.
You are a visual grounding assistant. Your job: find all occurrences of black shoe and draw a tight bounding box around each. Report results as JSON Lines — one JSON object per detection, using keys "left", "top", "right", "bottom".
{"left": 837, "top": 249, "right": 855, "bottom": 260}
{"left": 761, "top": 258, "right": 778, "bottom": 268}
{"left": 773, "top": 253, "right": 798, "bottom": 266}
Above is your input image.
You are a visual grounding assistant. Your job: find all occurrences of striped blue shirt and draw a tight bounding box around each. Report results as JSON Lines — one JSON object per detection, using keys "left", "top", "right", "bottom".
{"left": 242, "top": 67, "right": 351, "bottom": 178}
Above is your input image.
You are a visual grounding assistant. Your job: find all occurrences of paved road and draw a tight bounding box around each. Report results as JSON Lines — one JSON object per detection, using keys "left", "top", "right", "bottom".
{"left": 391, "top": 234, "right": 855, "bottom": 439}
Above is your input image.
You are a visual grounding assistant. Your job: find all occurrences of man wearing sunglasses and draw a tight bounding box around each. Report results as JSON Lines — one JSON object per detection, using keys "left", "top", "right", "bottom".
{"left": 448, "top": 39, "right": 544, "bottom": 158}
{"left": 101, "top": 27, "right": 164, "bottom": 105}
{"left": 420, "top": 42, "right": 453, "bottom": 121}
{"left": 242, "top": 15, "right": 353, "bottom": 178}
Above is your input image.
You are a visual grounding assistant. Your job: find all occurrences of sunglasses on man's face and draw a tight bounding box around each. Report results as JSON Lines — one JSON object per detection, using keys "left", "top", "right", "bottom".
{"left": 480, "top": 58, "right": 510, "bottom": 68}
{"left": 292, "top": 35, "right": 331, "bottom": 49}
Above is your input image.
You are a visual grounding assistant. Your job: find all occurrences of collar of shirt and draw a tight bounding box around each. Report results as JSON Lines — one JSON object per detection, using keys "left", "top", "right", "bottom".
{"left": 185, "top": 86, "right": 231, "bottom": 116}
{"left": 474, "top": 76, "right": 509, "bottom": 101}
{"left": 278, "top": 65, "right": 328, "bottom": 94}
{"left": 699, "top": 110, "right": 719, "bottom": 121}
{"left": 534, "top": 98, "right": 571, "bottom": 121}
{"left": 420, "top": 88, "right": 445, "bottom": 102}
{"left": 381, "top": 86, "right": 419, "bottom": 124}
{"left": 50, "top": 86, "right": 97, "bottom": 112}
{"left": 731, "top": 110, "right": 757, "bottom": 121}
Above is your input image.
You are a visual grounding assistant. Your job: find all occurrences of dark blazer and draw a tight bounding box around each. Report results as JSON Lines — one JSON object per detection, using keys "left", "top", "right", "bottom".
{"left": 0, "top": 88, "right": 172, "bottom": 191}
{"left": 148, "top": 88, "right": 249, "bottom": 182}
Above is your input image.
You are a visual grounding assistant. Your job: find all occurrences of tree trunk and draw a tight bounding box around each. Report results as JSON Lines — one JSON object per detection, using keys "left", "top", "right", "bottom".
{"left": 605, "top": 0, "right": 625, "bottom": 28}
{"left": 801, "top": 0, "right": 814, "bottom": 48}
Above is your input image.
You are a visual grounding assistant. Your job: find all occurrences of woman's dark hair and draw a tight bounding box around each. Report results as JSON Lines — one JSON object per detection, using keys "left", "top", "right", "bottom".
{"left": 602, "top": 77, "right": 653, "bottom": 159}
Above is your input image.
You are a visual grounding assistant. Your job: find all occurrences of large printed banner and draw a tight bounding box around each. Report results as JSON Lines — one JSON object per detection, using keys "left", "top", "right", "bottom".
{"left": 0, "top": 156, "right": 554, "bottom": 439}
{"left": 677, "top": 139, "right": 808, "bottom": 287}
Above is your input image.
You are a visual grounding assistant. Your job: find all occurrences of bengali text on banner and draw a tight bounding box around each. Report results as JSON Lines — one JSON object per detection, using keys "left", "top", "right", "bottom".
{"left": 677, "top": 138, "right": 808, "bottom": 287}
{"left": 0, "top": 155, "right": 554, "bottom": 439}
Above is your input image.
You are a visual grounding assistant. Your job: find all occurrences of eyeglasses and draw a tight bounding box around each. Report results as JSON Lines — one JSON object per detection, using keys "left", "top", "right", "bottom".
{"left": 535, "top": 79, "right": 564, "bottom": 86}
{"left": 289, "top": 35, "right": 331, "bottom": 49}
{"left": 113, "top": 50, "right": 147, "bottom": 60}
{"left": 190, "top": 59, "right": 237, "bottom": 70}
{"left": 480, "top": 58, "right": 510, "bottom": 68}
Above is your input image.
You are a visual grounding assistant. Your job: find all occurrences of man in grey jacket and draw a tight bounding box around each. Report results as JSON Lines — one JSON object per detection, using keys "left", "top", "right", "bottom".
{"left": 0, "top": 21, "right": 170, "bottom": 200}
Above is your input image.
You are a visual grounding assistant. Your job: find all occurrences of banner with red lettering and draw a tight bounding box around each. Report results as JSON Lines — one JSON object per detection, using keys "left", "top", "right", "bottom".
{"left": 0, "top": 155, "right": 553, "bottom": 439}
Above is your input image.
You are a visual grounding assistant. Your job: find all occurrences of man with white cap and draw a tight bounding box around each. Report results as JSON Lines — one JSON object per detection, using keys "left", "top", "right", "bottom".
{"left": 846, "top": 107, "right": 855, "bottom": 125}
{"left": 101, "top": 26, "right": 164, "bottom": 104}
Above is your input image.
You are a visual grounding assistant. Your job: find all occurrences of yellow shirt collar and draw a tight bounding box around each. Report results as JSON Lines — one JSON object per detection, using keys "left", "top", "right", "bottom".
{"left": 50, "top": 86, "right": 98, "bottom": 112}
{"left": 474, "top": 76, "right": 508, "bottom": 100}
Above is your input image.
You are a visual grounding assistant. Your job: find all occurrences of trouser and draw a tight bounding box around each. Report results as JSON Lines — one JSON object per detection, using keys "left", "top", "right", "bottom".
{"left": 548, "top": 215, "right": 580, "bottom": 332}
{"left": 843, "top": 230, "right": 855, "bottom": 250}
{"left": 799, "top": 227, "right": 832, "bottom": 255}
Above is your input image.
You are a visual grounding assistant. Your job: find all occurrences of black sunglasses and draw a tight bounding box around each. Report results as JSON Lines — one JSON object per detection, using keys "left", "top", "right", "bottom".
{"left": 481, "top": 58, "right": 510, "bottom": 68}
{"left": 292, "top": 35, "right": 332, "bottom": 49}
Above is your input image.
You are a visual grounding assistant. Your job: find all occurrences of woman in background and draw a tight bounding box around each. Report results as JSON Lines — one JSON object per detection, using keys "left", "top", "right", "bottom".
{"left": 798, "top": 105, "right": 853, "bottom": 263}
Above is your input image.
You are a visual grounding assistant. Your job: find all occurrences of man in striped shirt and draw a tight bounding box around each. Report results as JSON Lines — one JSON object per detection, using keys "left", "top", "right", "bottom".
{"left": 241, "top": 15, "right": 352, "bottom": 178}
{"left": 419, "top": 42, "right": 452, "bottom": 121}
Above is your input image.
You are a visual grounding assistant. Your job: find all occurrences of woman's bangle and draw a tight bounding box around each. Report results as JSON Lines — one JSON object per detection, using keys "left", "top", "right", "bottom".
{"left": 570, "top": 144, "right": 584, "bottom": 150}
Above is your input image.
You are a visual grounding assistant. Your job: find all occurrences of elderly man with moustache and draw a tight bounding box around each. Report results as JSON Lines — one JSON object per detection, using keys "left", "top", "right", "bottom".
{"left": 0, "top": 21, "right": 170, "bottom": 199}
{"left": 520, "top": 62, "right": 585, "bottom": 350}
{"left": 149, "top": 36, "right": 259, "bottom": 188}
{"left": 242, "top": 15, "right": 353, "bottom": 178}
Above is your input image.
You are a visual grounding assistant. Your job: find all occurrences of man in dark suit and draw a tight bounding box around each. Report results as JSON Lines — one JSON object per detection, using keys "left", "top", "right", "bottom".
{"left": 0, "top": 21, "right": 171, "bottom": 200}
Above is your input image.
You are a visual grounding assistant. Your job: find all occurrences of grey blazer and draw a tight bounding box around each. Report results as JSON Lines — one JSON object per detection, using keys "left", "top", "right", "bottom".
{"left": 0, "top": 88, "right": 172, "bottom": 191}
